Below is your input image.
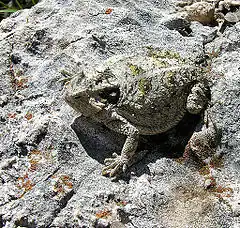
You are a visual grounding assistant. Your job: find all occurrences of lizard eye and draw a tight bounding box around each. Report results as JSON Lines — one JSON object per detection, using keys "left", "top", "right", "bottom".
{"left": 98, "top": 87, "right": 120, "bottom": 104}
{"left": 74, "top": 95, "right": 81, "bottom": 99}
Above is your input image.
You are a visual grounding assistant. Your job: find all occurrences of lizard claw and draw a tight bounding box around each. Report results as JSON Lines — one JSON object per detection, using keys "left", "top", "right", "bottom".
{"left": 102, "top": 153, "right": 127, "bottom": 177}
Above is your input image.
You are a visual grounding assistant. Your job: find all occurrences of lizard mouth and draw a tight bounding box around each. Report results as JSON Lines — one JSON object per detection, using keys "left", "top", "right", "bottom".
{"left": 87, "top": 86, "right": 120, "bottom": 112}
{"left": 89, "top": 97, "right": 106, "bottom": 112}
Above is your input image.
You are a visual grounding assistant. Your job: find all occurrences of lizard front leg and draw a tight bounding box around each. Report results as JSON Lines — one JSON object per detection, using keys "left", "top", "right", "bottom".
{"left": 186, "top": 112, "right": 218, "bottom": 162}
{"left": 186, "top": 82, "right": 209, "bottom": 115}
{"left": 101, "top": 111, "right": 139, "bottom": 177}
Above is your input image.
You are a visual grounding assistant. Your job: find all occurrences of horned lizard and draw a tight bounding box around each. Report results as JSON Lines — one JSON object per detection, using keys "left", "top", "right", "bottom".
{"left": 65, "top": 49, "right": 211, "bottom": 177}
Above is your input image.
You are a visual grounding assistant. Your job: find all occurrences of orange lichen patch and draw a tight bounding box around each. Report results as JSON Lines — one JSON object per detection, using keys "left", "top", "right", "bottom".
{"left": 59, "top": 175, "right": 73, "bottom": 189}
{"left": 214, "top": 186, "right": 233, "bottom": 195}
{"left": 105, "top": 8, "right": 113, "bottom": 14}
{"left": 60, "top": 175, "right": 70, "bottom": 181}
{"left": 8, "top": 113, "right": 17, "bottom": 118}
{"left": 215, "top": 185, "right": 225, "bottom": 193}
{"left": 15, "top": 78, "right": 28, "bottom": 90}
{"left": 207, "top": 181, "right": 233, "bottom": 198}
{"left": 224, "top": 187, "right": 233, "bottom": 193}
{"left": 51, "top": 174, "right": 73, "bottom": 199}
{"left": 27, "top": 149, "right": 43, "bottom": 172}
{"left": 28, "top": 150, "right": 42, "bottom": 161}
{"left": 27, "top": 148, "right": 55, "bottom": 172}
{"left": 54, "top": 182, "right": 64, "bottom": 193}
{"left": 207, "top": 176, "right": 217, "bottom": 188}
{"left": 30, "top": 149, "right": 42, "bottom": 155}
{"left": 28, "top": 149, "right": 54, "bottom": 162}
{"left": 214, "top": 190, "right": 233, "bottom": 199}
{"left": 65, "top": 181, "right": 73, "bottom": 189}
{"left": 25, "top": 112, "right": 33, "bottom": 120}
{"left": 207, "top": 49, "right": 220, "bottom": 59}
{"left": 9, "top": 63, "right": 28, "bottom": 91}
{"left": 28, "top": 163, "right": 38, "bottom": 172}
{"left": 28, "top": 159, "right": 38, "bottom": 165}
{"left": 16, "top": 173, "right": 35, "bottom": 198}
{"left": 224, "top": 194, "right": 232, "bottom": 198}
{"left": 28, "top": 155, "right": 40, "bottom": 172}
{"left": 96, "top": 209, "right": 111, "bottom": 219}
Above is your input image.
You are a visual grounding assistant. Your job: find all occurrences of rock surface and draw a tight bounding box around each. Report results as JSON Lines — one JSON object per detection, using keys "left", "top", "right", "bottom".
{"left": 0, "top": 0, "right": 239, "bottom": 227}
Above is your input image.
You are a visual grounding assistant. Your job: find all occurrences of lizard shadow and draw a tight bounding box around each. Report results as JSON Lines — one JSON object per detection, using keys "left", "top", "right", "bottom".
{"left": 71, "top": 113, "right": 202, "bottom": 178}
{"left": 131, "top": 113, "right": 202, "bottom": 177}
{"left": 71, "top": 115, "right": 125, "bottom": 164}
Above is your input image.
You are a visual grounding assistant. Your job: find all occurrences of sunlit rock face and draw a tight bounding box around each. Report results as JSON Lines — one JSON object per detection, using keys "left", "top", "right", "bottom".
{"left": 0, "top": 0, "right": 239, "bottom": 227}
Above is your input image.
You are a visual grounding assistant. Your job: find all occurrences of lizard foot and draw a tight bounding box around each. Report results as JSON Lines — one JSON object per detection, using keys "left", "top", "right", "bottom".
{"left": 102, "top": 153, "right": 128, "bottom": 177}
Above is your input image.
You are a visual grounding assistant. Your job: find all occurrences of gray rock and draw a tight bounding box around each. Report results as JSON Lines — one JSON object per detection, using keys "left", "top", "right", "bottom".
{"left": 0, "top": 95, "right": 8, "bottom": 107}
{"left": 0, "top": 0, "right": 239, "bottom": 227}
{"left": 225, "top": 9, "right": 240, "bottom": 23}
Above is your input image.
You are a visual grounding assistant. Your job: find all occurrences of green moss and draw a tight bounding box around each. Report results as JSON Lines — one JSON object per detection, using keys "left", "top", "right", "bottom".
{"left": 147, "top": 46, "right": 181, "bottom": 60}
{"left": 155, "top": 59, "right": 169, "bottom": 68}
{"left": 166, "top": 70, "right": 175, "bottom": 85}
{"left": 128, "top": 64, "right": 144, "bottom": 76}
{"left": 138, "top": 78, "right": 151, "bottom": 96}
{"left": 166, "top": 71, "right": 174, "bottom": 78}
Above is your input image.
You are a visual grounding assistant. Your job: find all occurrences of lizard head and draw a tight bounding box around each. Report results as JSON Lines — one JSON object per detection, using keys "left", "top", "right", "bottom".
{"left": 64, "top": 68, "right": 120, "bottom": 117}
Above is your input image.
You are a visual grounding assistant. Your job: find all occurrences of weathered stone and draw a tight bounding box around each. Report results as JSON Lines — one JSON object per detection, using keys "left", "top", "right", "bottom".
{"left": 0, "top": 0, "right": 239, "bottom": 227}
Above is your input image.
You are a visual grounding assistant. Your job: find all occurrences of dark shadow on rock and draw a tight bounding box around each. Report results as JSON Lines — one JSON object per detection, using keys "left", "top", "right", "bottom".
{"left": 125, "top": 112, "right": 202, "bottom": 178}
{"left": 71, "top": 113, "right": 202, "bottom": 176}
{"left": 143, "top": 112, "right": 202, "bottom": 157}
{"left": 71, "top": 116, "right": 125, "bottom": 164}
{"left": 161, "top": 17, "right": 193, "bottom": 37}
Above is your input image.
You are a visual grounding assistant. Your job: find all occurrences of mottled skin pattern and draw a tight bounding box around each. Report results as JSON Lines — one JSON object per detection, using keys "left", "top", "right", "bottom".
{"left": 65, "top": 53, "right": 209, "bottom": 177}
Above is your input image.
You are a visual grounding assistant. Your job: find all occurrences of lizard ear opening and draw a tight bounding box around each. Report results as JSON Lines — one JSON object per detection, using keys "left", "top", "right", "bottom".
{"left": 98, "top": 87, "right": 120, "bottom": 104}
